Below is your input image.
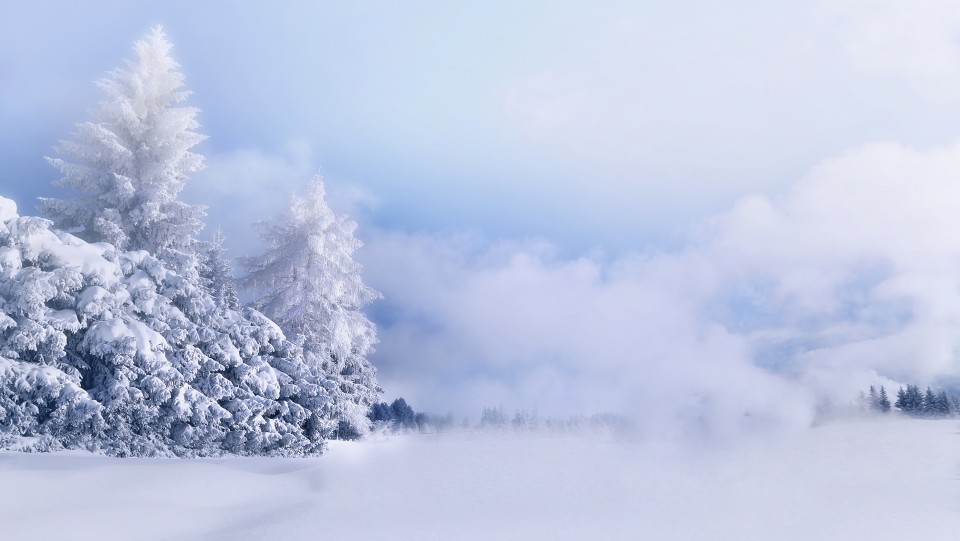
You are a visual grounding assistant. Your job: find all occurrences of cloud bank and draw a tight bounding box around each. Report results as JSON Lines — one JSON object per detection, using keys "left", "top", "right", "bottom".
{"left": 361, "top": 140, "right": 960, "bottom": 434}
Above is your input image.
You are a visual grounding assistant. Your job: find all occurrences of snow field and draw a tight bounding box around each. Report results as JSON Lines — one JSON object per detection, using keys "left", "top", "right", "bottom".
{"left": 2, "top": 417, "right": 958, "bottom": 540}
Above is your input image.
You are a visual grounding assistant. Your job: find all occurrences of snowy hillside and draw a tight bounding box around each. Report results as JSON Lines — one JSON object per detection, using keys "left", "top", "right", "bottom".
{"left": 2, "top": 418, "right": 958, "bottom": 540}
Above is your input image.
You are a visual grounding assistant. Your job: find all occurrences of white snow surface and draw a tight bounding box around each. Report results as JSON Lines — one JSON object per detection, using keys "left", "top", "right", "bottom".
{"left": 1, "top": 417, "right": 958, "bottom": 540}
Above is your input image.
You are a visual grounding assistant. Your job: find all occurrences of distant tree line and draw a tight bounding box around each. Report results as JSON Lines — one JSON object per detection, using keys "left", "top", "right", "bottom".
{"left": 480, "top": 405, "right": 627, "bottom": 433}
{"left": 369, "top": 400, "right": 628, "bottom": 435}
{"left": 368, "top": 398, "right": 456, "bottom": 433}
{"left": 859, "top": 384, "right": 960, "bottom": 418}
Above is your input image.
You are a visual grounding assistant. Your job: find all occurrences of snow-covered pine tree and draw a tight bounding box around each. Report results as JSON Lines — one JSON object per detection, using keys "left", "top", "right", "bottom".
{"left": 242, "top": 176, "right": 382, "bottom": 438}
{"left": 0, "top": 193, "right": 335, "bottom": 456}
{"left": 0, "top": 198, "right": 105, "bottom": 451}
{"left": 40, "top": 26, "right": 206, "bottom": 280}
{"left": 1, "top": 28, "right": 338, "bottom": 457}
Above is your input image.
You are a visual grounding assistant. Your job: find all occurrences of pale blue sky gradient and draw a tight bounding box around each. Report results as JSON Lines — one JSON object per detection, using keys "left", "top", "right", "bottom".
{"left": 5, "top": 1, "right": 960, "bottom": 253}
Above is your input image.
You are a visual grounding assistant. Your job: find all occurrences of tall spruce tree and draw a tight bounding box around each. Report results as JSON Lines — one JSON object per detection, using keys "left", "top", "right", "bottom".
{"left": 242, "top": 176, "right": 382, "bottom": 438}
{"left": 40, "top": 26, "right": 206, "bottom": 279}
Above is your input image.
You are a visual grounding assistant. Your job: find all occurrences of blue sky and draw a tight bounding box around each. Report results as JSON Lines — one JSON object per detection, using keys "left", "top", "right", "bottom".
{"left": 5, "top": 1, "right": 960, "bottom": 423}
{"left": 8, "top": 0, "right": 960, "bottom": 251}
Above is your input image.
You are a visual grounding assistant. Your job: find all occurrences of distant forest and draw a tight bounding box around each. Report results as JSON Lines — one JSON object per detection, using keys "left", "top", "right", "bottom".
{"left": 857, "top": 384, "right": 960, "bottom": 418}
{"left": 367, "top": 398, "right": 627, "bottom": 435}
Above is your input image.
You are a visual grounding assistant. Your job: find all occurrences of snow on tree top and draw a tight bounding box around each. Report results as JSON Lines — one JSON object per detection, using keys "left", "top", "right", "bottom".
{"left": 0, "top": 197, "right": 17, "bottom": 224}
{"left": 86, "top": 318, "right": 168, "bottom": 355}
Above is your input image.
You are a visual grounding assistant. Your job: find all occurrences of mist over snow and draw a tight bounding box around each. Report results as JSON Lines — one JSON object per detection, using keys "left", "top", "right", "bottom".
{"left": 361, "top": 140, "right": 960, "bottom": 432}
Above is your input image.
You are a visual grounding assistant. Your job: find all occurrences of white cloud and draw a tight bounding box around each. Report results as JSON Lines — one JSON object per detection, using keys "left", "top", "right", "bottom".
{"left": 363, "top": 139, "right": 960, "bottom": 435}
{"left": 825, "top": 0, "right": 960, "bottom": 101}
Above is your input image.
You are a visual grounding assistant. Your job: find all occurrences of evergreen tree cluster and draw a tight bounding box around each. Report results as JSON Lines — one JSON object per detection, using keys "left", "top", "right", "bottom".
{"left": 892, "top": 385, "right": 956, "bottom": 417}
{"left": 861, "top": 385, "right": 891, "bottom": 413}
{"left": 858, "top": 384, "right": 960, "bottom": 418}
{"left": 476, "top": 406, "right": 627, "bottom": 434}
{"left": 368, "top": 398, "right": 455, "bottom": 433}
{"left": 0, "top": 28, "right": 381, "bottom": 455}
{"left": 366, "top": 399, "right": 629, "bottom": 436}
{"left": 480, "top": 405, "right": 510, "bottom": 429}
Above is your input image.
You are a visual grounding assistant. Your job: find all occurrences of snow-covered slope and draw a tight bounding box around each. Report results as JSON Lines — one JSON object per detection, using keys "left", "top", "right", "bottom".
{"left": 2, "top": 418, "right": 957, "bottom": 540}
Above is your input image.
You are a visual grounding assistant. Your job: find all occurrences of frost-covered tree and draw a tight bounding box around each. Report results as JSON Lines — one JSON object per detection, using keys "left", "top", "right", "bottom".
{"left": 0, "top": 194, "right": 334, "bottom": 456}
{"left": 40, "top": 26, "right": 206, "bottom": 279}
{"left": 1, "top": 28, "right": 343, "bottom": 456}
{"left": 199, "top": 229, "right": 239, "bottom": 311}
{"left": 242, "top": 176, "right": 381, "bottom": 438}
{"left": 0, "top": 198, "right": 105, "bottom": 450}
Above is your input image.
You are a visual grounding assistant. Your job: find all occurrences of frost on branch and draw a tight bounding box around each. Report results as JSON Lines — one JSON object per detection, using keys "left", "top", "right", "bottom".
{"left": 40, "top": 26, "right": 207, "bottom": 281}
{"left": 243, "top": 176, "right": 382, "bottom": 439}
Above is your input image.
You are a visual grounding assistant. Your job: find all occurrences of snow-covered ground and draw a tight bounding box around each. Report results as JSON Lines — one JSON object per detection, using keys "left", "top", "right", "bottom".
{"left": 2, "top": 418, "right": 958, "bottom": 540}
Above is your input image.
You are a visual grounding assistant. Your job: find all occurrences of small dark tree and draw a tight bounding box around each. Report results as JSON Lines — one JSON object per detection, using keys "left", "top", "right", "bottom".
{"left": 368, "top": 402, "right": 395, "bottom": 424}
{"left": 923, "top": 387, "right": 937, "bottom": 417}
{"left": 878, "top": 386, "right": 891, "bottom": 413}
{"left": 936, "top": 391, "right": 951, "bottom": 417}
{"left": 907, "top": 385, "right": 923, "bottom": 413}
{"left": 895, "top": 386, "right": 906, "bottom": 411}
{"left": 390, "top": 398, "right": 417, "bottom": 429}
